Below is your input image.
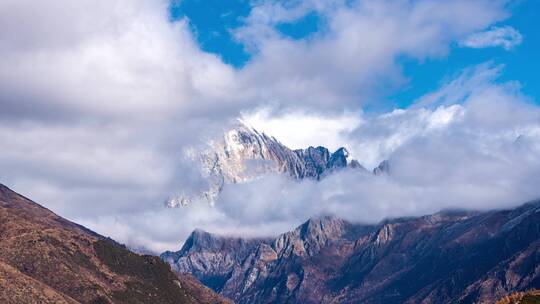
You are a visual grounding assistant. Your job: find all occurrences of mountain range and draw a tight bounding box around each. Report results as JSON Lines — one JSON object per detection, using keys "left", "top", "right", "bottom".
{"left": 2, "top": 121, "right": 539, "bottom": 304}
{"left": 162, "top": 202, "right": 540, "bottom": 303}
{"left": 2, "top": 179, "right": 538, "bottom": 303}
{"left": 161, "top": 121, "right": 540, "bottom": 303}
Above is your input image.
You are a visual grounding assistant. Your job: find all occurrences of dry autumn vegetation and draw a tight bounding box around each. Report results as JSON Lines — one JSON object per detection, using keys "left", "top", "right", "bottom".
{"left": 496, "top": 289, "right": 540, "bottom": 304}
{"left": 0, "top": 184, "right": 230, "bottom": 304}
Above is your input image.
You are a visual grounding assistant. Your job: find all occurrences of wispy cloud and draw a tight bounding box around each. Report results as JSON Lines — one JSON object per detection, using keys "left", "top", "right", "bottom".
{"left": 460, "top": 26, "right": 523, "bottom": 50}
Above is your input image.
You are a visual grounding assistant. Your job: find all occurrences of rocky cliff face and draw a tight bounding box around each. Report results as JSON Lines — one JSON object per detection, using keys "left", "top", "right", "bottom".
{"left": 162, "top": 229, "right": 271, "bottom": 294}
{"left": 163, "top": 203, "right": 540, "bottom": 304}
{"left": 373, "top": 159, "right": 390, "bottom": 175}
{"left": 0, "top": 184, "right": 229, "bottom": 304}
{"left": 168, "top": 121, "right": 365, "bottom": 207}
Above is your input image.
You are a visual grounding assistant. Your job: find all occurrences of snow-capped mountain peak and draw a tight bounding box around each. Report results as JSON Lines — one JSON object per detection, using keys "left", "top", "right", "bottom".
{"left": 167, "top": 120, "right": 364, "bottom": 207}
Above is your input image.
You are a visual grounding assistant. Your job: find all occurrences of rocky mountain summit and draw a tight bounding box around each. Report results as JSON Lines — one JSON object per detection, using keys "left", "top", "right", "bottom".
{"left": 0, "top": 183, "right": 229, "bottom": 304}
{"left": 168, "top": 120, "right": 366, "bottom": 207}
{"left": 163, "top": 202, "right": 540, "bottom": 304}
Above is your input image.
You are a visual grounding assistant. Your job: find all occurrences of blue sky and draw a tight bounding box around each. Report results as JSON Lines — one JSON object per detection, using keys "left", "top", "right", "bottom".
{"left": 392, "top": 0, "right": 540, "bottom": 108}
{"left": 171, "top": 0, "right": 540, "bottom": 109}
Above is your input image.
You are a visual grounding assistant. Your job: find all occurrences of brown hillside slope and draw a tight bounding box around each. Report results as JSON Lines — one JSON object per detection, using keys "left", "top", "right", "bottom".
{"left": 496, "top": 289, "right": 540, "bottom": 304}
{"left": 0, "top": 183, "right": 229, "bottom": 304}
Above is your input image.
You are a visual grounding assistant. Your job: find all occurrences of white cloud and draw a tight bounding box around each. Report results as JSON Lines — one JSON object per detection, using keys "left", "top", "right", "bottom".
{"left": 199, "top": 65, "right": 540, "bottom": 248}
{"left": 0, "top": 0, "right": 240, "bottom": 122}
{"left": 242, "top": 108, "right": 361, "bottom": 152}
{"left": 460, "top": 26, "right": 522, "bottom": 50}
{"left": 78, "top": 64, "right": 540, "bottom": 253}
{"left": 0, "top": 0, "right": 532, "bottom": 253}
{"left": 234, "top": 0, "right": 508, "bottom": 110}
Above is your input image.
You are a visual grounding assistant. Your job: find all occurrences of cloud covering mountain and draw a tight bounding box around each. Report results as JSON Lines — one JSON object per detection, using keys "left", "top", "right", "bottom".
{"left": 1, "top": 0, "right": 539, "bottom": 252}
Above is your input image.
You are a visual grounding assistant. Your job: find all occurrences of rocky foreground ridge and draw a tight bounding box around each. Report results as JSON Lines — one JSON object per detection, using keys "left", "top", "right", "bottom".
{"left": 0, "top": 183, "right": 230, "bottom": 304}
{"left": 163, "top": 202, "right": 540, "bottom": 304}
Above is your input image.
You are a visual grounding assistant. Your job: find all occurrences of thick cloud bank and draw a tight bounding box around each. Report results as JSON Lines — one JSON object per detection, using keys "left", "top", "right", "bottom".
{"left": 85, "top": 64, "right": 540, "bottom": 253}
{"left": 1, "top": 0, "right": 538, "bottom": 252}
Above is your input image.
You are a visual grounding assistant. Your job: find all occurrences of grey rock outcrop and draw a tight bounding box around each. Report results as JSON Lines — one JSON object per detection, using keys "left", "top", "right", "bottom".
{"left": 373, "top": 159, "right": 390, "bottom": 175}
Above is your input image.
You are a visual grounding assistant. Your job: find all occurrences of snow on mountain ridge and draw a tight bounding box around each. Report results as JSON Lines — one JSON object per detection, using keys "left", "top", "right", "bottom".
{"left": 167, "top": 120, "right": 365, "bottom": 207}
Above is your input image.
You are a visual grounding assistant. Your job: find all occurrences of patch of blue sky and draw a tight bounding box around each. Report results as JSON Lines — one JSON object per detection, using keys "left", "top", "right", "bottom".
{"left": 169, "top": 0, "right": 252, "bottom": 67}
{"left": 389, "top": 0, "right": 540, "bottom": 108}
{"left": 276, "top": 11, "right": 322, "bottom": 40}
{"left": 171, "top": 0, "right": 540, "bottom": 107}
